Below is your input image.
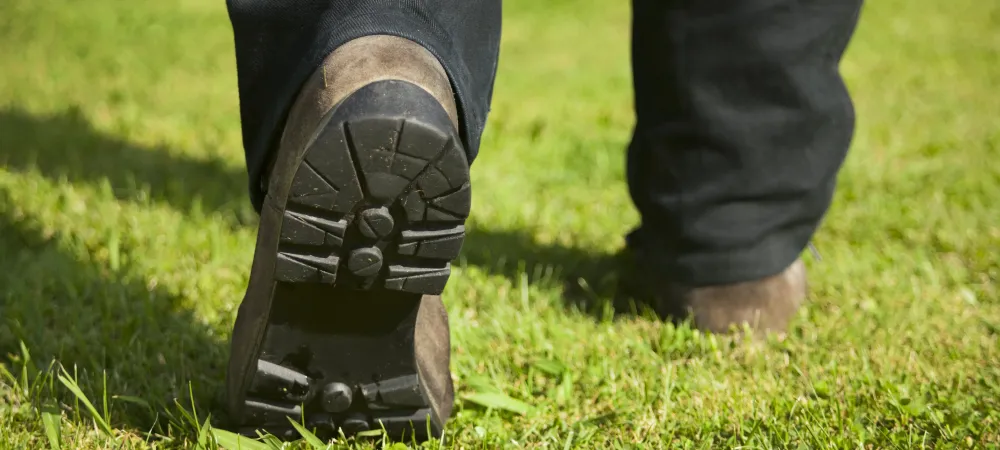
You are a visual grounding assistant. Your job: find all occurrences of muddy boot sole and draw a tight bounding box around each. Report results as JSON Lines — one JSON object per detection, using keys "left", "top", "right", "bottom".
{"left": 231, "top": 80, "right": 468, "bottom": 442}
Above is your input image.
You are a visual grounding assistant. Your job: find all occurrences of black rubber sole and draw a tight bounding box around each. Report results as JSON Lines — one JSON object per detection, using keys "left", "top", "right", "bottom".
{"left": 235, "top": 80, "right": 467, "bottom": 442}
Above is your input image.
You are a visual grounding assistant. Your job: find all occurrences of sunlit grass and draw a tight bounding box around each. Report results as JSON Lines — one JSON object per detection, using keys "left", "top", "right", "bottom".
{"left": 0, "top": 0, "right": 997, "bottom": 447}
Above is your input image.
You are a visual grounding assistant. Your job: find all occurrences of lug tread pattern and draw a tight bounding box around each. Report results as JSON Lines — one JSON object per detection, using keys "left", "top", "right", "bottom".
{"left": 272, "top": 114, "right": 468, "bottom": 294}
{"left": 242, "top": 362, "right": 433, "bottom": 441}
{"left": 398, "top": 226, "right": 465, "bottom": 259}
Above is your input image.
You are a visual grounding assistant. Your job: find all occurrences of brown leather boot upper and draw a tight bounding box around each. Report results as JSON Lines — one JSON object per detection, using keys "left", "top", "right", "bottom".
{"left": 228, "top": 35, "right": 459, "bottom": 424}
{"left": 683, "top": 260, "right": 806, "bottom": 334}
{"left": 261, "top": 35, "right": 459, "bottom": 197}
{"left": 621, "top": 254, "right": 807, "bottom": 335}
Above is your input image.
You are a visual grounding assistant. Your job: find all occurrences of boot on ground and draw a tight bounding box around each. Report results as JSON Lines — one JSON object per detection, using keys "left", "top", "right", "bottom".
{"left": 226, "top": 35, "right": 467, "bottom": 442}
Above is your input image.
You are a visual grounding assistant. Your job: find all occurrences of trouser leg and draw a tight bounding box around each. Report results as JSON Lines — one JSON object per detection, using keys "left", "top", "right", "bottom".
{"left": 627, "top": 0, "right": 863, "bottom": 285}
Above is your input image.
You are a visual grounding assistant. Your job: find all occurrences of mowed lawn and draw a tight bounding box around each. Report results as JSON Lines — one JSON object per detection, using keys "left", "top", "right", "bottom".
{"left": 1, "top": 0, "right": 998, "bottom": 448}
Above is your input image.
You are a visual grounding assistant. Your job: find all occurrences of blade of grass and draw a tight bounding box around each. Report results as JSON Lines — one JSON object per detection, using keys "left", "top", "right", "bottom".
{"left": 532, "top": 359, "right": 567, "bottom": 378}
{"left": 41, "top": 404, "right": 62, "bottom": 450}
{"left": 188, "top": 382, "right": 200, "bottom": 426}
{"left": 172, "top": 398, "right": 201, "bottom": 432}
{"left": 287, "top": 418, "right": 327, "bottom": 449}
{"left": 58, "top": 367, "right": 114, "bottom": 438}
{"left": 256, "top": 431, "right": 285, "bottom": 450}
{"left": 197, "top": 414, "right": 213, "bottom": 449}
{"left": 462, "top": 392, "right": 534, "bottom": 416}
{"left": 462, "top": 375, "right": 502, "bottom": 394}
{"left": 112, "top": 395, "right": 152, "bottom": 410}
{"left": 101, "top": 371, "right": 110, "bottom": 430}
{"left": 211, "top": 428, "right": 270, "bottom": 450}
{"left": 0, "top": 363, "right": 16, "bottom": 386}
{"left": 19, "top": 341, "right": 32, "bottom": 395}
{"left": 356, "top": 429, "right": 387, "bottom": 439}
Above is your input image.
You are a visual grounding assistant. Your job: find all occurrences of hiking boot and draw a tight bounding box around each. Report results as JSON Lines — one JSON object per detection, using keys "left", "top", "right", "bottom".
{"left": 620, "top": 249, "right": 807, "bottom": 335}
{"left": 226, "top": 35, "right": 468, "bottom": 441}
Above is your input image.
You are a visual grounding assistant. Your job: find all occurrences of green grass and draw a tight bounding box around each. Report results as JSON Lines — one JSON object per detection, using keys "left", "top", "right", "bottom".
{"left": 1, "top": 0, "right": 998, "bottom": 448}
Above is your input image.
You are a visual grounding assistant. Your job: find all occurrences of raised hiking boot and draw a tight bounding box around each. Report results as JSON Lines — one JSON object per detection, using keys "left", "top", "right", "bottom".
{"left": 226, "top": 35, "right": 469, "bottom": 442}
{"left": 620, "top": 249, "right": 807, "bottom": 335}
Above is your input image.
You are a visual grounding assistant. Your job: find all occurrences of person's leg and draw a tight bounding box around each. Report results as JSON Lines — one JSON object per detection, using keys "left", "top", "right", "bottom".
{"left": 625, "top": 0, "right": 863, "bottom": 332}
{"left": 227, "top": 0, "right": 502, "bottom": 210}
{"left": 224, "top": 0, "right": 501, "bottom": 441}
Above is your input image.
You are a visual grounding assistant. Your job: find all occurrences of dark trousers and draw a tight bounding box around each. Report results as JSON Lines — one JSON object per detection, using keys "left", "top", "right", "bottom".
{"left": 227, "top": 0, "right": 863, "bottom": 286}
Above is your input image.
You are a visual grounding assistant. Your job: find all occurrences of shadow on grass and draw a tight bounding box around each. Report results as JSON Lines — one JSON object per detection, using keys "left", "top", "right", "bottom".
{"left": 0, "top": 108, "right": 629, "bottom": 435}
{"left": 0, "top": 107, "right": 256, "bottom": 227}
{"left": 0, "top": 186, "right": 229, "bottom": 434}
{"left": 459, "top": 227, "right": 626, "bottom": 317}
{"left": 0, "top": 107, "right": 630, "bottom": 314}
